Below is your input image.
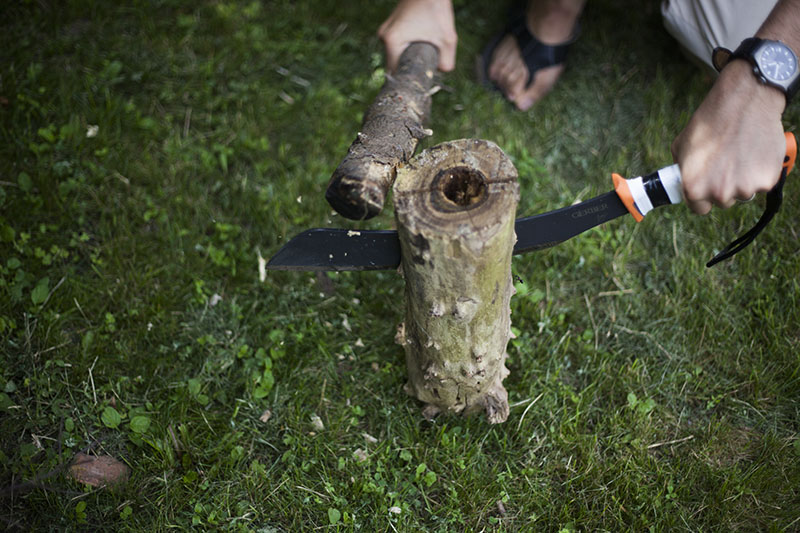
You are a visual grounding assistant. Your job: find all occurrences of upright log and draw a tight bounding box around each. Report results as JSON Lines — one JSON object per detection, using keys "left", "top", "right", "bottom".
{"left": 393, "top": 139, "right": 519, "bottom": 424}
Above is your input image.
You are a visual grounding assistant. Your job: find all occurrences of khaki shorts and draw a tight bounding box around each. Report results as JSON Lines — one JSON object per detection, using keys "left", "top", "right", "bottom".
{"left": 661, "top": 0, "right": 778, "bottom": 70}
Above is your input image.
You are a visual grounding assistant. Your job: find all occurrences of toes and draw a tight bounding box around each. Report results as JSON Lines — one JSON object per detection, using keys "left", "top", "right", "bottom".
{"left": 488, "top": 38, "right": 528, "bottom": 99}
{"left": 488, "top": 37, "right": 516, "bottom": 81}
{"left": 487, "top": 34, "right": 565, "bottom": 110}
{"left": 514, "top": 64, "right": 565, "bottom": 110}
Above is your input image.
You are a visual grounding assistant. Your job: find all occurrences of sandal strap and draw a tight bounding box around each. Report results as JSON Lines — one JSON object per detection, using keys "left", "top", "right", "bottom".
{"left": 508, "top": 18, "right": 580, "bottom": 88}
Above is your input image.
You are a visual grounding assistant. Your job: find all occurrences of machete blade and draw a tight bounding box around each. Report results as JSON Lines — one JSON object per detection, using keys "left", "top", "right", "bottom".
{"left": 513, "top": 190, "right": 628, "bottom": 254}
{"left": 267, "top": 133, "right": 795, "bottom": 272}
{"left": 267, "top": 191, "right": 630, "bottom": 271}
{"left": 267, "top": 228, "right": 401, "bottom": 271}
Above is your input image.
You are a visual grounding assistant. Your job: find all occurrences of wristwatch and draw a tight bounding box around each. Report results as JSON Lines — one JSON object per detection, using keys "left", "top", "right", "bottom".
{"left": 712, "top": 38, "right": 800, "bottom": 105}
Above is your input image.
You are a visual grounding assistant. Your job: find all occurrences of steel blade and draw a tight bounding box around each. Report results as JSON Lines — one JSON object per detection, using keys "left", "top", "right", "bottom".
{"left": 267, "top": 228, "right": 401, "bottom": 271}
{"left": 267, "top": 190, "right": 631, "bottom": 271}
{"left": 513, "top": 190, "right": 628, "bottom": 254}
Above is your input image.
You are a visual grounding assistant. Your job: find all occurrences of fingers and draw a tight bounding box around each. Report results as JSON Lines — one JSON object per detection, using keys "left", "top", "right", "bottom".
{"left": 682, "top": 169, "right": 781, "bottom": 214}
{"left": 671, "top": 57, "right": 788, "bottom": 215}
{"left": 436, "top": 35, "right": 457, "bottom": 72}
{"left": 380, "top": 36, "right": 456, "bottom": 74}
{"left": 513, "top": 65, "right": 563, "bottom": 110}
{"left": 377, "top": 0, "right": 457, "bottom": 73}
{"left": 382, "top": 44, "right": 401, "bottom": 74}
{"left": 686, "top": 199, "right": 713, "bottom": 215}
{"left": 487, "top": 36, "right": 564, "bottom": 111}
{"left": 681, "top": 162, "right": 779, "bottom": 214}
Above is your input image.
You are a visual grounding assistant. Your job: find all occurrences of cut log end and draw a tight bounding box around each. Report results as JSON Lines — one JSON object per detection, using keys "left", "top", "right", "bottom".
{"left": 325, "top": 181, "right": 383, "bottom": 221}
{"left": 326, "top": 163, "right": 395, "bottom": 220}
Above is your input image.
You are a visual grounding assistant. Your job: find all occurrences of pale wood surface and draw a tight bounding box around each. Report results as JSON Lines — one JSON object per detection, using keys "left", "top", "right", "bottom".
{"left": 394, "top": 139, "right": 519, "bottom": 423}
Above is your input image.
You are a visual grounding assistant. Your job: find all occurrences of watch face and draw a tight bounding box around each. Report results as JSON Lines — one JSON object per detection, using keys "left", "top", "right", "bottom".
{"left": 758, "top": 42, "right": 798, "bottom": 82}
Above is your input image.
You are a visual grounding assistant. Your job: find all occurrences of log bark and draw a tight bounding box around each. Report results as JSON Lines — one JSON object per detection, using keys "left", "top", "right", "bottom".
{"left": 393, "top": 139, "right": 519, "bottom": 424}
{"left": 326, "top": 42, "right": 439, "bottom": 220}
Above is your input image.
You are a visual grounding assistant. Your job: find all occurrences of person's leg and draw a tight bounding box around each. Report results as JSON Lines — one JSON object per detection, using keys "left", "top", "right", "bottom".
{"left": 661, "top": 0, "right": 779, "bottom": 71}
{"left": 486, "top": 0, "right": 585, "bottom": 111}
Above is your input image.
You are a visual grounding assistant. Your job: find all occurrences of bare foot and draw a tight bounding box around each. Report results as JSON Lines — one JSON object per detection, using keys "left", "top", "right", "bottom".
{"left": 488, "top": 0, "right": 584, "bottom": 111}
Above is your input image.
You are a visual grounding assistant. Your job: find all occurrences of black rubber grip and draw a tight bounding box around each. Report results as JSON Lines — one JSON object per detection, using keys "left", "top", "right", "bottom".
{"left": 642, "top": 171, "right": 672, "bottom": 208}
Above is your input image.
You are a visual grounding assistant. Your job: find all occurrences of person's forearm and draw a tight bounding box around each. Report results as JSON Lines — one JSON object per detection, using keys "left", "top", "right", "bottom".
{"left": 756, "top": 0, "right": 800, "bottom": 52}
{"left": 671, "top": 1, "right": 800, "bottom": 214}
{"left": 746, "top": 0, "right": 800, "bottom": 112}
{"left": 714, "top": 0, "right": 800, "bottom": 127}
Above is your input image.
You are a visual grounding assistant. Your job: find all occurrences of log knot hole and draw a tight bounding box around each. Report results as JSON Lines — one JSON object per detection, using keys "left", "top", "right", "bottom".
{"left": 432, "top": 166, "right": 488, "bottom": 212}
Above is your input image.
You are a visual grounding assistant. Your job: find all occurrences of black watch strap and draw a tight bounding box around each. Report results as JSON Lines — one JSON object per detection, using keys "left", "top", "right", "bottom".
{"left": 712, "top": 38, "right": 800, "bottom": 105}
{"left": 729, "top": 37, "right": 762, "bottom": 64}
{"left": 711, "top": 46, "right": 732, "bottom": 72}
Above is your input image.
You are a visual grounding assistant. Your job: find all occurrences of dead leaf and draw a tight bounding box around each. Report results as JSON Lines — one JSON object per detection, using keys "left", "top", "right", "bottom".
{"left": 167, "top": 425, "right": 182, "bottom": 453}
{"left": 310, "top": 414, "right": 324, "bottom": 431}
{"left": 497, "top": 500, "right": 507, "bottom": 515}
{"left": 259, "top": 409, "right": 272, "bottom": 423}
{"left": 69, "top": 453, "right": 129, "bottom": 488}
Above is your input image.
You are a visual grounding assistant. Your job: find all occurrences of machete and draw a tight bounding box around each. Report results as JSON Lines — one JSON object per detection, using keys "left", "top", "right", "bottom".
{"left": 268, "top": 133, "right": 796, "bottom": 271}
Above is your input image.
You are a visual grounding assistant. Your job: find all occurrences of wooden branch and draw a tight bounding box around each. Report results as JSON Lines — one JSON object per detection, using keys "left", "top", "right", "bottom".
{"left": 326, "top": 42, "right": 439, "bottom": 220}
{"left": 394, "top": 139, "right": 520, "bottom": 423}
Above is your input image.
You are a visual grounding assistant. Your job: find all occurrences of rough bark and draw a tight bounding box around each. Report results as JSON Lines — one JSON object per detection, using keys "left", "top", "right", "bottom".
{"left": 326, "top": 42, "right": 439, "bottom": 220}
{"left": 393, "top": 139, "right": 519, "bottom": 424}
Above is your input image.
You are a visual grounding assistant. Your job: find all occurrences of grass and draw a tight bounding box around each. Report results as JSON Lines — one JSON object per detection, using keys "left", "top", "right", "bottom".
{"left": 1, "top": 0, "right": 799, "bottom": 530}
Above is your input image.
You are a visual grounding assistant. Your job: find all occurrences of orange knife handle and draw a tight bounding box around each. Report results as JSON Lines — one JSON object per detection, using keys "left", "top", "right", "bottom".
{"left": 612, "top": 173, "right": 643, "bottom": 222}
{"left": 612, "top": 165, "right": 682, "bottom": 223}
{"left": 613, "top": 131, "right": 796, "bottom": 223}
{"left": 783, "top": 131, "right": 796, "bottom": 176}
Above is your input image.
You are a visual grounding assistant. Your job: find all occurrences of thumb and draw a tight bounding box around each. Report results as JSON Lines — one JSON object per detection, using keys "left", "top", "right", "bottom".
{"left": 436, "top": 39, "right": 457, "bottom": 72}
{"left": 385, "top": 46, "right": 403, "bottom": 74}
{"left": 437, "top": 50, "right": 455, "bottom": 72}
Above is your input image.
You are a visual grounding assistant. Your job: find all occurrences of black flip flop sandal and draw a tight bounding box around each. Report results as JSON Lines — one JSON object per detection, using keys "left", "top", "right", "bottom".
{"left": 478, "top": 5, "right": 579, "bottom": 95}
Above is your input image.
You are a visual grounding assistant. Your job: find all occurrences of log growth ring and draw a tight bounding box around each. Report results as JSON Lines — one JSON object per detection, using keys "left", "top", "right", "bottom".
{"left": 394, "top": 139, "right": 520, "bottom": 245}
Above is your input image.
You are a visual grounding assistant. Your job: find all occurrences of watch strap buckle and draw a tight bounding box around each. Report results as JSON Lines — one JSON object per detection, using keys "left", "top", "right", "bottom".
{"left": 711, "top": 46, "right": 732, "bottom": 73}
